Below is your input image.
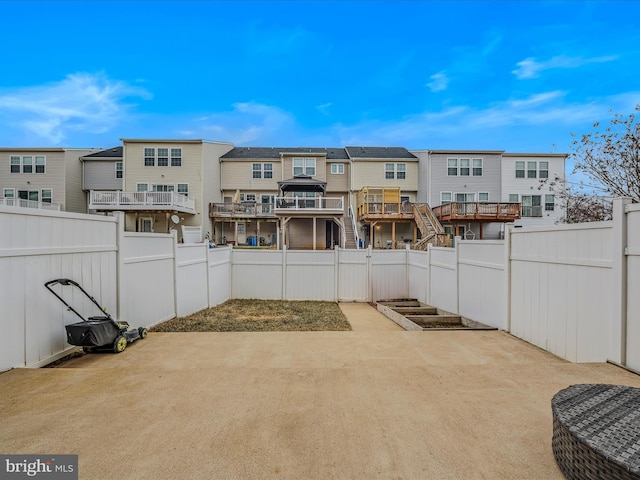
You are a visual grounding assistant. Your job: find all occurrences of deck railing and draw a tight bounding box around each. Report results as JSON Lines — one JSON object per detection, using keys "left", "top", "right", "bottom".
{"left": 90, "top": 191, "right": 195, "bottom": 213}
{"left": 0, "top": 198, "right": 61, "bottom": 211}
{"left": 432, "top": 202, "right": 521, "bottom": 221}
{"left": 274, "top": 196, "right": 344, "bottom": 211}
{"left": 210, "top": 202, "right": 275, "bottom": 217}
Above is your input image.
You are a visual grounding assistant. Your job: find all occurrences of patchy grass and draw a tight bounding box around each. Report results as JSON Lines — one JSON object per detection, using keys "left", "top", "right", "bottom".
{"left": 151, "top": 299, "right": 352, "bottom": 332}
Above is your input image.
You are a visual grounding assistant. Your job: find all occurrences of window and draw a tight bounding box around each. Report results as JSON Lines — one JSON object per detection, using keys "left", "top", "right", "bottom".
{"left": 152, "top": 184, "right": 174, "bottom": 192}
{"left": 545, "top": 194, "right": 555, "bottom": 211}
{"left": 242, "top": 193, "right": 256, "bottom": 202}
{"left": 293, "top": 191, "right": 316, "bottom": 207}
{"left": 385, "top": 163, "right": 394, "bottom": 179}
{"left": 293, "top": 158, "right": 315, "bottom": 176}
{"left": 515, "top": 161, "right": 525, "bottom": 178}
{"left": 401, "top": 195, "right": 410, "bottom": 204}
{"left": 521, "top": 195, "right": 542, "bottom": 217}
{"left": 177, "top": 184, "right": 189, "bottom": 196}
{"left": 10, "top": 155, "right": 46, "bottom": 174}
{"left": 157, "top": 148, "right": 169, "bottom": 167}
{"left": 136, "top": 183, "right": 149, "bottom": 192}
{"left": 509, "top": 194, "right": 519, "bottom": 202}
{"left": 3, "top": 188, "right": 15, "bottom": 198}
{"left": 441, "top": 192, "right": 452, "bottom": 204}
{"left": 396, "top": 163, "right": 406, "bottom": 179}
{"left": 18, "top": 190, "right": 39, "bottom": 202}
{"left": 144, "top": 148, "right": 155, "bottom": 166}
{"left": 331, "top": 163, "right": 344, "bottom": 174}
{"left": 22, "top": 156, "right": 33, "bottom": 173}
{"left": 138, "top": 217, "right": 153, "bottom": 233}
{"left": 252, "top": 163, "right": 273, "bottom": 179}
{"left": 447, "top": 158, "right": 458, "bottom": 176}
{"left": 41, "top": 189, "right": 52, "bottom": 204}
{"left": 539, "top": 161, "right": 549, "bottom": 179}
{"left": 455, "top": 193, "right": 475, "bottom": 202}
{"left": 459, "top": 158, "right": 470, "bottom": 176}
{"left": 386, "top": 163, "right": 406, "bottom": 179}
{"left": 115, "top": 162, "right": 123, "bottom": 179}
{"left": 10, "top": 156, "right": 20, "bottom": 173}
{"left": 527, "top": 161, "right": 537, "bottom": 178}
{"left": 478, "top": 192, "right": 489, "bottom": 202}
{"left": 35, "top": 156, "right": 45, "bottom": 173}
{"left": 171, "top": 148, "right": 182, "bottom": 167}
{"left": 473, "top": 158, "right": 483, "bottom": 176}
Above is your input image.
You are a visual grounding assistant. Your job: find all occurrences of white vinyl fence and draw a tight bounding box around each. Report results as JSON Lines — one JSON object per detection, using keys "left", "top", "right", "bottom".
{"left": 3, "top": 198, "right": 640, "bottom": 372}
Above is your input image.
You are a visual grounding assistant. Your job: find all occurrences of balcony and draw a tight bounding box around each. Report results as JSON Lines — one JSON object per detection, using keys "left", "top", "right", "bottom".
{"left": 89, "top": 191, "right": 195, "bottom": 214}
{"left": 274, "top": 196, "right": 344, "bottom": 216}
{"left": 210, "top": 202, "right": 275, "bottom": 218}
{"left": 0, "top": 198, "right": 61, "bottom": 211}
{"left": 356, "top": 187, "right": 413, "bottom": 222}
{"left": 432, "top": 202, "right": 521, "bottom": 222}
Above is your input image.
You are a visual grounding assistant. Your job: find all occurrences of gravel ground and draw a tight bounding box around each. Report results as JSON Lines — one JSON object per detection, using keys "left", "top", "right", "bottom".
{"left": 150, "top": 299, "right": 352, "bottom": 332}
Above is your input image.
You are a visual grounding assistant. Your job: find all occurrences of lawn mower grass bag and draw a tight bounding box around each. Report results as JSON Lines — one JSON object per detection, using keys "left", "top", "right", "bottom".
{"left": 65, "top": 317, "right": 120, "bottom": 347}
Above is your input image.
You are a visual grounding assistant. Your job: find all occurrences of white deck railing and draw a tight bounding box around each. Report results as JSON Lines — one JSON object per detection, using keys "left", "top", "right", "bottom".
{"left": 90, "top": 191, "right": 196, "bottom": 214}
{"left": 0, "top": 198, "right": 61, "bottom": 210}
{"left": 274, "top": 196, "right": 344, "bottom": 211}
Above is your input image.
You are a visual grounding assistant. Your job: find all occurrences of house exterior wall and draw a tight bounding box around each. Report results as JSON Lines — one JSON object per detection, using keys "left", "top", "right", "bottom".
{"left": 0, "top": 148, "right": 94, "bottom": 213}
{"left": 281, "top": 153, "right": 327, "bottom": 182}
{"left": 350, "top": 159, "right": 419, "bottom": 192}
{"left": 426, "top": 151, "right": 503, "bottom": 206}
{"left": 411, "top": 150, "right": 430, "bottom": 203}
{"left": 325, "top": 160, "right": 349, "bottom": 192}
{"left": 286, "top": 218, "right": 327, "bottom": 249}
{"left": 64, "top": 149, "right": 95, "bottom": 213}
{"left": 220, "top": 157, "right": 282, "bottom": 192}
{"left": 501, "top": 153, "right": 566, "bottom": 226}
{"left": 83, "top": 160, "right": 123, "bottom": 191}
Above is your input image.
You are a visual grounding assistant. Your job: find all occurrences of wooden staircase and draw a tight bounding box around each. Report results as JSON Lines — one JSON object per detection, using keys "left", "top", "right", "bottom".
{"left": 412, "top": 203, "right": 450, "bottom": 250}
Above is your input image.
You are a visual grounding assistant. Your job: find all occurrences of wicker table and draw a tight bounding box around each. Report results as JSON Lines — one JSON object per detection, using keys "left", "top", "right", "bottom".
{"left": 552, "top": 384, "right": 640, "bottom": 480}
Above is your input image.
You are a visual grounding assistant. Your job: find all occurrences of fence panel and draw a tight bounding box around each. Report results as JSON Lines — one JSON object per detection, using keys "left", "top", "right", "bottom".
{"left": 337, "top": 248, "right": 369, "bottom": 302}
{"left": 370, "top": 250, "right": 408, "bottom": 301}
{"left": 429, "top": 247, "right": 457, "bottom": 313}
{"left": 510, "top": 223, "right": 613, "bottom": 362}
{"left": 0, "top": 208, "right": 117, "bottom": 370}
{"left": 176, "top": 244, "right": 209, "bottom": 317}
{"left": 626, "top": 205, "right": 640, "bottom": 370}
{"left": 208, "top": 246, "right": 232, "bottom": 307}
{"left": 458, "top": 240, "right": 507, "bottom": 329}
{"left": 285, "top": 250, "right": 336, "bottom": 301}
{"left": 119, "top": 232, "right": 175, "bottom": 328}
{"left": 407, "top": 250, "right": 429, "bottom": 304}
{"left": 232, "top": 250, "right": 284, "bottom": 299}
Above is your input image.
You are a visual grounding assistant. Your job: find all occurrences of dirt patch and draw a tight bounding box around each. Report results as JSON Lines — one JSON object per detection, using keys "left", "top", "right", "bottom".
{"left": 151, "top": 299, "right": 352, "bottom": 332}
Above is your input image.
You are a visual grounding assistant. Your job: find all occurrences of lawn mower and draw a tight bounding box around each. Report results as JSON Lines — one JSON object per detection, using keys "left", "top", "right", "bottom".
{"left": 45, "top": 278, "right": 147, "bottom": 353}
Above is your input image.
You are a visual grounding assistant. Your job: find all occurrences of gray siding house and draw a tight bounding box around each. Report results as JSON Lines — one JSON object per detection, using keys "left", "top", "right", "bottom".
{"left": 81, "top": 147, "right": 123, "bottom": 192}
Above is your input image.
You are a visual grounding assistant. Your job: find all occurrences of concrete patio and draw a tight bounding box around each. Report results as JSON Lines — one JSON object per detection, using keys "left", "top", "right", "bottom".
{"left": 1, "top": 303, "right": 639, "bottom": 479}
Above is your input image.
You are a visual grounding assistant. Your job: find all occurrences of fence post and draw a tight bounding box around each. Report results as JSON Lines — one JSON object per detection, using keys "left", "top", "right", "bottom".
{"left": 367, "top": 244, "right": 373, "bottom": 302}
{"left": 334, "top": 246, "right": 340, "bottom": 302}
{"left": 610, "top": 197, "right": 633, "bottom": 366}
{"left": 171, "top": 229, "right": 179, "bottom": 318}
{"left": 427, "top": 243, "right": 432, "bottom": 305}
{"left": 115, "top": 211, "right": 125, "bottom": 322}
{"left": 504, "top": 224, "right": 513, "bottom": 332}
{"left": 282, "top": 245, "right": 287, "bottom": 300}
{"left": 455, "top": 236, "right": 461, "bottom": 314}
{"left": 205, "top": 242, "right": 211, "bottom": 308}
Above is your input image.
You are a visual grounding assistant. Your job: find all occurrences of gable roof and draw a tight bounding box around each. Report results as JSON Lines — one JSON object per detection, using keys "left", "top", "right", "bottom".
{"left": 345, "top": 146, "right": 417, "bottom": 159}
{"left": 221, "top": 147, "right": 349, "bottom": 160}
{"left": 82, "top": 146, "right": 123, "bottom": 159}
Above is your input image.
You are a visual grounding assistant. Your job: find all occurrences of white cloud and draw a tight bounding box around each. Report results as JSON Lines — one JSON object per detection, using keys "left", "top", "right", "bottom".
{"left": 426, "top": 72, "right": 449, "bottom": 92}
{"left": 190, "top": 101, "right": 295, "bottom": 145}
{"left": 0, "top": 72, "right": 150, "bottom": 144}
{"left": 513, "top": 55, "right": 619, "bottom": 79}
{"left": 316, "top": 102, "right": 333, "bottom": 115}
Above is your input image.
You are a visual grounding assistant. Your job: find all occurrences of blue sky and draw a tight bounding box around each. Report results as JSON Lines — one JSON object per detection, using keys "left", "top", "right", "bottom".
{"left": 0, "top": 0, "right": 638, "bottom": 156}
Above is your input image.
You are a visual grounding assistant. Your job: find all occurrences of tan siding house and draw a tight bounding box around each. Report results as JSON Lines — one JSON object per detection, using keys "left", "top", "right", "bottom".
{"left": 0, "top": 148, "right": 97, "bottom": 212}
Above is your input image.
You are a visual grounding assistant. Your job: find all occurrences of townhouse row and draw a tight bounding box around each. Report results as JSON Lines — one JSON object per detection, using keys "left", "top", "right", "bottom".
{"left": 0, "top": 140, "right": 566, "bottom": 249}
